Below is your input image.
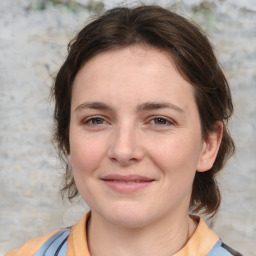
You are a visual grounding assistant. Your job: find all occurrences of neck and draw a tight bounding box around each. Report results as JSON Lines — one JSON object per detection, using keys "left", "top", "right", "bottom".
{"left": 87, "top": 211, "right": 197, "bottom": 256}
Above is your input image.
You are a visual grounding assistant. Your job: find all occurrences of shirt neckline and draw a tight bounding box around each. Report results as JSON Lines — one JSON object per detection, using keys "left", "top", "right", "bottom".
{"left": 68, "top": 212, "right": 219, "bottom": 256}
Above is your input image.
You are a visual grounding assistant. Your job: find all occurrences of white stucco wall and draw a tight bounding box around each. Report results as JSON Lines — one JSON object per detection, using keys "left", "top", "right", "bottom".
{"left": 0, "top": 0, "right": 255, "bottom": 255}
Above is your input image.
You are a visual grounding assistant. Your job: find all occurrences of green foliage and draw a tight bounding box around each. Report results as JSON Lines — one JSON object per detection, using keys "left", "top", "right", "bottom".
{"left": 192, "top": 1, "right": 217, "bottom": 31}
{"left": 33, "top": 0, "right": 104, "bottom": 14}
{"left": 87, "top": 0, "right": 104, "bottom": 14}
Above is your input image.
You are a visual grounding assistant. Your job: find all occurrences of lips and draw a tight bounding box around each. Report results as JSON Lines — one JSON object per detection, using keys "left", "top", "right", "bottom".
{"left": 101, "top": 174, "right": 155, "bottom": 193}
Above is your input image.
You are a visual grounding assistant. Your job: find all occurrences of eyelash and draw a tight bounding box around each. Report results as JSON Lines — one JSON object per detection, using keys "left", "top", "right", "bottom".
{"left": 81, "top": 116, "right": 175, "bottom": 128}
{"left": 82, "top": 116, "right": 109, "bottom": 126}
{"left": 148, "top": 116, "right": 174, "bottom": 126}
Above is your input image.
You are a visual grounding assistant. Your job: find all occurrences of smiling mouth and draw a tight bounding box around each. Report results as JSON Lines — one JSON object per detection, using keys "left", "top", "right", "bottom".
{"left": 101, "top": 175, "right": 155, "bottom": 193}
{"left": 108, "top": 180, "right": 145, "bottom": 183}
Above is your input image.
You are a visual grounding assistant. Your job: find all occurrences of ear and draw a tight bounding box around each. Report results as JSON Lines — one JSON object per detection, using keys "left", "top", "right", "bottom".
{"left": 197, "top": 121, "right": 223, "bottom": 172}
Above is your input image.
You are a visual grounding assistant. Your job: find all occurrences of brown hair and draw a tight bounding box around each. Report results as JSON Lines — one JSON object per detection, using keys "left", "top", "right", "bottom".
{"left": 52, "top": 5, "right": 235, "bottom": 217}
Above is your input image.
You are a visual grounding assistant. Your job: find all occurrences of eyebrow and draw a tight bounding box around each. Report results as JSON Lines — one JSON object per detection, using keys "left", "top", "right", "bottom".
{"left": 136, "top": 102, "right": 185, "bottom": 114}
{"left": 75, "top": 102, "right": 113, "bottom": 112}
{"left": 75, "top": 101, "right": 185, "bottom": 114}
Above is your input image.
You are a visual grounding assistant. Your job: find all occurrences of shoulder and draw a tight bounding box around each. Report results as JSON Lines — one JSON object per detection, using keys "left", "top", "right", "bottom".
{"left": 4, "top": 212, "right": 90, "bottom": 256}
{"left": 207, "top": 240, "right": 243, "bottom": 256}
{"left": 184, "top": 216, "right": 243, "bottom": 256}
{"left": 4, "top": 228, "right": 66, "bottom": 256}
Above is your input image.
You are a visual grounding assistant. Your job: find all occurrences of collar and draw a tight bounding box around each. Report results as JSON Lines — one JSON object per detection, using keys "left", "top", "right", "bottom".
{"left": 67, "top": 212, "right": 219, "bottom": 256}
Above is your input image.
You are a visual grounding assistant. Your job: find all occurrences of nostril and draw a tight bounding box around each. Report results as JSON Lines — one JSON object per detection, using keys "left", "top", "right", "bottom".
{"left": 109, "top": 155, "right": 139, "bottom": 165}
{"left": 107, "top": 128, "right": 145, "bottom": 164}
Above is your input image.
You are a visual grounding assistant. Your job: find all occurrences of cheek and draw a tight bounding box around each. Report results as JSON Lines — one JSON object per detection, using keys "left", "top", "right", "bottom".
{"left": 69, "top": 133, "right": 105, "bottom": 173}
{"left": 151, "top": 138, "right": 185, "bottom": 166}
{"left": 150, "top": 135, "right": 201, "bottom": 176}
{"left": 148, "top": 138, "right": 197, "bottom": 211}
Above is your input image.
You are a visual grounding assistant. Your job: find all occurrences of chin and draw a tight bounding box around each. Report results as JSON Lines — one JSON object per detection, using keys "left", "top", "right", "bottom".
{"left": 104, "top": 205, "right": 151, "bottom": 229}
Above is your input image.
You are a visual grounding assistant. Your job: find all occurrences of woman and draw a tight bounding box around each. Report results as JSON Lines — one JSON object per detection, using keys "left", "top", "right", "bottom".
{"left": 6, "top": 5, "right": 242, "bottom": 256}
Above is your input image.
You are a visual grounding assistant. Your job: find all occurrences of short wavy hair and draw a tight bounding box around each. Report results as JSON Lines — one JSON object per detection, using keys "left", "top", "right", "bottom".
{"left": 52, "top": 5, "right": 235, "bottom": 217}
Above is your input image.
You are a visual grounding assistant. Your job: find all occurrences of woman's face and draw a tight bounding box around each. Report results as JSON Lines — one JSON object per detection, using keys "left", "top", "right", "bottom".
{"left": 69, "top": 46, "right": 214, "bottom": 228}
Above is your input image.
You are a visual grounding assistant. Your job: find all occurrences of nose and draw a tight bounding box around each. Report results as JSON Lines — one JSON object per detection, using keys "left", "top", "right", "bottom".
{"left": 107, "top": 124, "right": 145, "bottom": 165}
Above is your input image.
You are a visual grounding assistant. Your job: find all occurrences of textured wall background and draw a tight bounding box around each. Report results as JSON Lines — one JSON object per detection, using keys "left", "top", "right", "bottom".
{"left": 0, "top": 0, "right": 255, "bottom": 255}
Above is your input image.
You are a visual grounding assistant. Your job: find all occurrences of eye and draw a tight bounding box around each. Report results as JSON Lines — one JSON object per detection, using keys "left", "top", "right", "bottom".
{"left": 148, "top": 116, "right": 174, "bottom": 126}
{"left": 82, "top": 116, "right": 108, "bottom": 126}
{"left": 88, "top": 117, "right": 104, "bottom": 125}
{"left": 152, "top": 117, "right": 168, "bottom": 125}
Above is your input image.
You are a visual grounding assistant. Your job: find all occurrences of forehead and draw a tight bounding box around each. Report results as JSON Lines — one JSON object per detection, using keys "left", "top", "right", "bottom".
{"left": 76, "top": 46, "right": 177, "bottom": 79}
{"left": 72, "top": 46, "right": 197, "bottom": 114}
